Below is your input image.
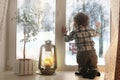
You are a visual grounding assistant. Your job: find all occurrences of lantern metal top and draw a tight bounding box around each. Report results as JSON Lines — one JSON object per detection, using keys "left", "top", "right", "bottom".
{"left": 43, "top": 40, "right": 54, "bottom": 51}
{"left": 45, "top": 40, "right": 51, "bottom": 45}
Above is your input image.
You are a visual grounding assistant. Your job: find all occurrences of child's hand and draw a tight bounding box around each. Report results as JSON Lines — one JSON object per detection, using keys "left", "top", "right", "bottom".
{"left": 62, "top": 26, "right": 67, "bottom": 33}
{"left": 95, "top": 22, "right": 101, "bottom": 29}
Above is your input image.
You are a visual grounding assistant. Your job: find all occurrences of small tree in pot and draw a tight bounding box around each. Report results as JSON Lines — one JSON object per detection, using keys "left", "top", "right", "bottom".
{"left": 14, "top": 8, "right": 39, "bottom": 75}
{"left": 17, "top": 8, "right": 39, "bottom": 60}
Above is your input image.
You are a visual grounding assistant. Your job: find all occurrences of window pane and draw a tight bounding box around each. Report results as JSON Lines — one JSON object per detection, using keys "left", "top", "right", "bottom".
{"left": 17, "top": 0, "right": 56, "bottom": 61}
{"left": 65, "top": 0, "right": 110, "bottom": 65}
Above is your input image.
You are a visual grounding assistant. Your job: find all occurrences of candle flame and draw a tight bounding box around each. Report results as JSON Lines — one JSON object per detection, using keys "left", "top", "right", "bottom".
{"left": 43, "top": 56, "right": 54, "bottom": 67}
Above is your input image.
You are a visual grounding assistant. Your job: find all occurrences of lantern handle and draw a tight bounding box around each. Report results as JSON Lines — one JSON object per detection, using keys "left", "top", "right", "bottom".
{"left": 53, "top": 45, "right": 57, "bottom": 69}
{"left": 38, "top": 45, "right": 44, "bottom": 70}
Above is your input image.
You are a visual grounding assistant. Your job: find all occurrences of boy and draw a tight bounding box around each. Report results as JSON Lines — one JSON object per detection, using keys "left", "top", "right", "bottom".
{"left": 62, "top": 12, "right": 100, "bottom": 78}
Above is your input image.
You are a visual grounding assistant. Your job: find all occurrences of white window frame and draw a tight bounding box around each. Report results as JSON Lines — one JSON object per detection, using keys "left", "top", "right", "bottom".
{"left": 55, "top": 0, "right": 78, "bottom": 70}
{"left": 7, "top": 0, "right": 106, "bottom": 71}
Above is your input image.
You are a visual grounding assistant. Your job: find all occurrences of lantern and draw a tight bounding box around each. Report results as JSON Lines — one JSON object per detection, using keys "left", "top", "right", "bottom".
{"left": 38, "top": 40, "right": 57, "bottom": 75}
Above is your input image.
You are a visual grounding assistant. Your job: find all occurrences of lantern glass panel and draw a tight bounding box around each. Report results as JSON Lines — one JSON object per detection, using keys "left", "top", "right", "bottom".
{"left": 41, "top": 47, "right": 55, "bottom": 69}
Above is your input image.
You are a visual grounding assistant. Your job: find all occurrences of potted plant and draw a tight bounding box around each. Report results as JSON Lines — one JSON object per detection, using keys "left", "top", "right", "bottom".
{"left": 13, "top": 8, "right": 39, "bottom": 75}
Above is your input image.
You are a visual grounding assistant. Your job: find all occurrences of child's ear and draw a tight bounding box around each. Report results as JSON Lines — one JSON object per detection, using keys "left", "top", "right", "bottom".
{"left": 73, "top": 22, "right": 78, "bottom": 28}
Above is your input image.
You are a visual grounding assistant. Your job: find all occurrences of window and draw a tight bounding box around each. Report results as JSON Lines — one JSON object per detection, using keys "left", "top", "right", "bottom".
{"left": 17, "top": 0, "right": 56, "bottom": 60}
{"left": 65, "top": 0, "right": 110, "bottom": 65}
{"left": 17, "top": 0, "right": 110, "bottom": 69}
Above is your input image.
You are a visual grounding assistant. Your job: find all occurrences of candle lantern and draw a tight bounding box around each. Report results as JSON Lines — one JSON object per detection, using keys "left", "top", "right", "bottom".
{"left": 38, "top": 40, "right": 57, "bottom": 75}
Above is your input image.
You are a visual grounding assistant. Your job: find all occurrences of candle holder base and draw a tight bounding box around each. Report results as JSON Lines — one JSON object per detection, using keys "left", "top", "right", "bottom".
{"left": 40, "top": 68, "right": 55, "bottom": 75}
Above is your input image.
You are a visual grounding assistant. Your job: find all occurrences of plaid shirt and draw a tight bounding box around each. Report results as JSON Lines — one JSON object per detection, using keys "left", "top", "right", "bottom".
{"left": 64, "top": 26, "right": 100, "bottom": 51}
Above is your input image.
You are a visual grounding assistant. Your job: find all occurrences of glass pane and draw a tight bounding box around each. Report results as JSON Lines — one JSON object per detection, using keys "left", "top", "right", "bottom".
{"left": 66, "top": 0, "right": 110, "bottom": 65}
{"left": 17, "top": 0, "right": 56, "bottom": 61}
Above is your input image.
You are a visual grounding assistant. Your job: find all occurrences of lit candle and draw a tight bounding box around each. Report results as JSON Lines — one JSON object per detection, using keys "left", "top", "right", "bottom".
{"left": 43, "top": 56, "right": 54, "bottom": 67}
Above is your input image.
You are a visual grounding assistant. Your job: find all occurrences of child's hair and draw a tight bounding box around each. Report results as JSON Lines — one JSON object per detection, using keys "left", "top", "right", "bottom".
{"left": 74, "top": 12, "right": 89, "bottom": 27}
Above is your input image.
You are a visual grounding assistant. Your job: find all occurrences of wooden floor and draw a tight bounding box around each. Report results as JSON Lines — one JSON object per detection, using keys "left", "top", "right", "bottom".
{"left": 0, "top": 71, "right": 104, "bottom": 80}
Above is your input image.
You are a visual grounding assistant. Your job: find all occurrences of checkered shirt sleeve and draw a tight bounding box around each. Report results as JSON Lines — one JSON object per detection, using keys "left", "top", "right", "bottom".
{"left": 64, "top": 27, "right": 100, "bottom": 51}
